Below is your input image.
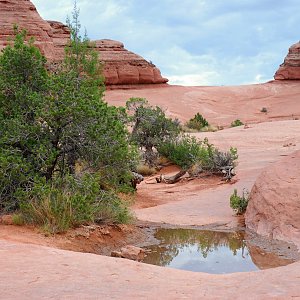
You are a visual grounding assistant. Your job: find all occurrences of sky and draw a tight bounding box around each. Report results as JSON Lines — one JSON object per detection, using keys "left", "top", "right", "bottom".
{"left": 31, "top": 0, "right": 300, "bottom": 86}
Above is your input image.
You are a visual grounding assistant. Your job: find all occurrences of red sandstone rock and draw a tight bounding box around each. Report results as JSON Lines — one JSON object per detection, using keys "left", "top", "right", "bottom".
{"left": 111, "top": 245, "right": 145, "bottom": 261}
{"left": 93, "top": 39, "right": 168, "bottom": 85}
{"left": 0, "top": 1, "right": 168, "bottom": 86}
{"left": 245, "top": 151, "right": 300, "bottom": 245}
{"left": 0, "top": 0, "right": 56, "bottom": 58}
{"left": 274, "top": 42, "right": 300, "bottom": 80}
{"left": 47, "top": 20, "right": 70, "bottom": 60}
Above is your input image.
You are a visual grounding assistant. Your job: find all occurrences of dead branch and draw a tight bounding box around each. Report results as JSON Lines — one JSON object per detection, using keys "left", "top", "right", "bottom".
{"left": 156, "top": 170, "right": 186, "bottom": 184}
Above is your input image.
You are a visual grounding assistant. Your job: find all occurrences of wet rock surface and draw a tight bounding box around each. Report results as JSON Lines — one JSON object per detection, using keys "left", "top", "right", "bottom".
{"left": 111, "top": 245, "right": 146, "bottom": 261}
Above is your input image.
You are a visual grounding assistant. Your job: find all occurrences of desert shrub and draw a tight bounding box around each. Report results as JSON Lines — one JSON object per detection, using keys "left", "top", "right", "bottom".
{"left": 211, "top": 147, "right": 238, "bottom": 171}
{"left": 231, "top": 119, "right": 244, "bottom": 127}
{"left": 126, "top": 97, "right": 180, "bottom": 166}
{"left": 158, "top": 135, "right": 238, "bottom": 175}
{"left": 157, "top": 136, "right": 213, "bottom": 171}
{"left": 12, "top": 214, "right": 24, "bottom": 226}
{"left": 261, "top": 107, "right": 268, "bottom": 113}
{"left": 136, "top": 164, "right": 157, "bottom": 176}
{"left": 230, "top": 189, "right": 249, "bottom": 215}
{"left": 186, "top": 113, "right": 209, "bottom": 131}
{"left": 18, "top": 175, "right": 132, "bottom": 233}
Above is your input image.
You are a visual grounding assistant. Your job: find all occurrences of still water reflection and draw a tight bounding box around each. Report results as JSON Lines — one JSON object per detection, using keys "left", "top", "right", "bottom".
{"left": 142, "top": 229, "right": 293, "bottom": 274}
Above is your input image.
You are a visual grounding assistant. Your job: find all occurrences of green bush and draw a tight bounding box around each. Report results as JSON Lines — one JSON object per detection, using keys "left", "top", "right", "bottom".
{"left": 0, "top": 10, "right": 137, "bottom": 214}
{"left": 157, "top": 136, "right": 213, "bottom": 171}
{"left": 157, "top": 135, "right": 238, "bottom": 174}
{"left": 18, "top": 175, "right": 132, "bottom": 233}
{"left": 231, "top": 119, "right": 244, "bottom": 127}
{"left": 126, "top": 97, "right": 180, "bottom": 166}
{"left": 186, "top": 113, "right": 209, "bottom": 131}
{"left": 230, "top": 189, "right": 249, "bottom": 215}
{"left": 211, "top": 147, "right": 238, "bottom": 171}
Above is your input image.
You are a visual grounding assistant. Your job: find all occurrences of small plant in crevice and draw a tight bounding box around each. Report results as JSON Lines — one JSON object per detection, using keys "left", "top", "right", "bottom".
{"left": 230, "top": 189, "right": 249, "bottom": 215}
{"left": 231, "top": 119, "right": 244, "bottom": 127}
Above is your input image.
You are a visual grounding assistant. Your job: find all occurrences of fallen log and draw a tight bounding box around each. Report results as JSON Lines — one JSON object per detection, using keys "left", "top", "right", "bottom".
{"left": 156, "top": 170, "right": 186, "bottom": 184}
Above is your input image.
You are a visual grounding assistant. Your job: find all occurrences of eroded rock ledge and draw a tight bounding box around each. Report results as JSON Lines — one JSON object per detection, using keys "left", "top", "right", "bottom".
{"left": 245, "top": 151, "right": 300, "bottom": 246}
{"left": 274, "top": 42, "right": 300, "bottom": 80}
{"left": 0, "top": 0, "right": 168, "bottom": 86}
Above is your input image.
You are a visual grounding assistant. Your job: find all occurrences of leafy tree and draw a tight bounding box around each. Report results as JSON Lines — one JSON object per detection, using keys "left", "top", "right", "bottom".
{"left": 0, "top": 10, "right": 137, "bottom": 217}
{"left": 0, "top": 27, "right": 49, "bottom": 211}
{"left": 126, "top": 97, "right": 180, "bottom": 166}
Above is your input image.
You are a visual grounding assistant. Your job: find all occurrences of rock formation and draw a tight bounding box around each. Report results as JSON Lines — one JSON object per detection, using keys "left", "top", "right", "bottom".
{"left": 0, "top": 0, "right": 168, "bottom": 86}
{"left": 245, "top": 151, "right": 300, "bottom": 245}
{"left": 0, "top": 0, "right": 56, "bottom": 58}
{"left": 92, "top": 39, "right": 168, "bottom": 85}
{"left": 274, "top": 42, "right": 300, "bottom": 80}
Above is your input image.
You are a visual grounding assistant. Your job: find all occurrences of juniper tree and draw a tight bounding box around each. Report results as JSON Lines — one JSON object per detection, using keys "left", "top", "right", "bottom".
{"left": 0, "top": 15, "right": 136, "bottom": 212}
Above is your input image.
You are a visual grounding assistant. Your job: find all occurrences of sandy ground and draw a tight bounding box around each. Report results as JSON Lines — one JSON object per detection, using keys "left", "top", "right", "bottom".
{"left": 1, "top": 82, "right": 300, "bottom": 299}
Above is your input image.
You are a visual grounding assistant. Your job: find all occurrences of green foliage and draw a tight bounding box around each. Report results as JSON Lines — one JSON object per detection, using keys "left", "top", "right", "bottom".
{"left": 158, "top": 135, "right": 238, "bottom": 174}
{"left": 231, "top": 119, "right": 244, "bottom": 127}
{"left": 126, "top": 97, "right": 180, "bottom": 166}
{"left": 230, "top": 189, "right": 249, "bottom": 215}
{"left": 186, "top": 113, "right": 209, "bottom": 131}
{"left": 18, "top": 175, "right": 132, "bottom": 233}
{"left": 157, "top": 135, "right": 210, "bottom": 170}
{"left": 0, "top": 8, "right": 137, "bottom": 230}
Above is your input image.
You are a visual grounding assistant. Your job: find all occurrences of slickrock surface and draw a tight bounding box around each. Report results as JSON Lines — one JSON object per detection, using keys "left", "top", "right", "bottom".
{"left": 1, "top": 118, "right": 300, "bottom": 299}
{"left": 105, "top": 80, "right": 300, "bottom": 126}
{"left": 275, "top": 42, "right": 300, "bottom": 80}
{"left": 0, "top": 0, "right": 168, "bottom": 85}
{"left": 245, "top": 151, "right": 300, "bottom": 245}
{"left": 135, "top": 120, "right": 300, "bottom": 231}
{"left": 1, "top": 239, "right": 300, "bottom": 300}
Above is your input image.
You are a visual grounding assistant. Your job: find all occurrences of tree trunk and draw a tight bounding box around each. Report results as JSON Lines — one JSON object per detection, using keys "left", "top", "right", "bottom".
{"left": 156, "top": 170, "right": 186, "bottom": 184}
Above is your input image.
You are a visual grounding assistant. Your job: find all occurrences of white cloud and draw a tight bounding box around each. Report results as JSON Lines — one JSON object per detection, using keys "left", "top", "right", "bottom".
{"left": 30, "top": 0, "right": 300, "bottom": 86}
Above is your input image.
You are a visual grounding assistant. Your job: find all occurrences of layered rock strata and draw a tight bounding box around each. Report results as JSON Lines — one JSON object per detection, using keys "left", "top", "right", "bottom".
{"left": 0, "top": 0, "right": 168, "bottom": 85}
{"left": 0, "top": 0, "right": 56, "bottom": 57}
{"left": 93, "top": 39, "right": 168, "bottom": 85}
{"left": 274, "top": 42, "right": 300, "bottom": 80}
{"left": 245, "top": 151, "right": 300, "bottom": 245}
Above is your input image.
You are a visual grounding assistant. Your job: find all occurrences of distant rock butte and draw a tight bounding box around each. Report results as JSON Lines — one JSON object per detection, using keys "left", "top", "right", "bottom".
{"left": 245, "top": 151, "right": 300, "bottom": 245}
{"left": 0, "top": 0, "right": 168, "bottom": 86}
{"left": 274, "top": 42, "right": 300, "bottom": 80}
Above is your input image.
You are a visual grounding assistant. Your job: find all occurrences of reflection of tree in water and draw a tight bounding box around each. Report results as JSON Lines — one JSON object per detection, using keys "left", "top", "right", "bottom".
{"left": 143, "top": 229, "right": 246, "bottom": 267}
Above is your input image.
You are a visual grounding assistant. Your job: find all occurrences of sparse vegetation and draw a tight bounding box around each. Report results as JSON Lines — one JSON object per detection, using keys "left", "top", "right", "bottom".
{"left": 230, "top": 189, "right": 249, "bottom": 215}
{"left": 261, "top": 107, "right": 268, "bottom": 113}
{"left": 231, "top": 119, "right": 244, "bottom": 127}
{"left": 185, "top": 113, "right": 210, "bottom": 131}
